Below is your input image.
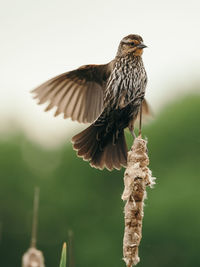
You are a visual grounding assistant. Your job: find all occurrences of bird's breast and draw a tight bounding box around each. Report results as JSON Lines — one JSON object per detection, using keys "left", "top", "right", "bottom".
{"left": 104, "top": 56, "right": 147, "bottom": 109}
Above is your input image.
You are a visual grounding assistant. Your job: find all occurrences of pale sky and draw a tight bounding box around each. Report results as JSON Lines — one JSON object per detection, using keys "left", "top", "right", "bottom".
{"left": 0, "top": 0, "right": 200, "bottom": 147}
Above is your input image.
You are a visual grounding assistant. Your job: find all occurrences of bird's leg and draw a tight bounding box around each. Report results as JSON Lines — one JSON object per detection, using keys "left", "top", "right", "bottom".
{"left": 138, "top": 100, "right": 143, "bottom": 137}
{"left": 128, "top": 123, "right": 136, "bottom": 139}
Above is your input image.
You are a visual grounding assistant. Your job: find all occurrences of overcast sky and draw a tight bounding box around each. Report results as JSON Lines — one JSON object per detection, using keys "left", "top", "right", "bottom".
{"left": 1, "top": 0, "right": 200, "bottom": 146}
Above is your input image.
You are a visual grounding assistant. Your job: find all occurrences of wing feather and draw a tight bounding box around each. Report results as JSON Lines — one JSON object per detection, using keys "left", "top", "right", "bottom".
{"left": 32, "top": 64, "right": 111, "bottom": 123}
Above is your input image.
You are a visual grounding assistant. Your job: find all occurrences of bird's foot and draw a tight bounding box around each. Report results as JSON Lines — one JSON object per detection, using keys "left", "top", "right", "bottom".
{"left": 130, "top": 129, "right": 136, "bottom": 139}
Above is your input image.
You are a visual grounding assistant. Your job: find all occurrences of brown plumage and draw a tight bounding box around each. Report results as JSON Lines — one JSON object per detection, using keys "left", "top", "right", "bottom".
{"left": 32, "top": 34, "right": 148, "bottom": 171}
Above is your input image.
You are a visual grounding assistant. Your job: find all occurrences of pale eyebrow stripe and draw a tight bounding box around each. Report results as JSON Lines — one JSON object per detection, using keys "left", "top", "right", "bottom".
{"left": 122, "top": 39, "right": 133, "bottom": 44}
{"left": 122, "top": 39, "right": 140, "bottom": 44}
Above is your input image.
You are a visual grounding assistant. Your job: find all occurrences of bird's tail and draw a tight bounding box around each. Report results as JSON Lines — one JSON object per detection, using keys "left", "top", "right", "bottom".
{"left": 72, "top": 124, "right": 128, "bottom": 170}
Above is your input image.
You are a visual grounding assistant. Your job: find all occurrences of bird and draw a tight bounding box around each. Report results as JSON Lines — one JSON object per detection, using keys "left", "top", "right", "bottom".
{"left": 32, "top": 34, "right": 148, "bottom": 171}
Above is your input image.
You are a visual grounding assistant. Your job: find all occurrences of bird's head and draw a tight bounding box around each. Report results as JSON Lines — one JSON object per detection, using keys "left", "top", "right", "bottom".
{"left": 117, "top": 34, "right": 147, "bottom": 57}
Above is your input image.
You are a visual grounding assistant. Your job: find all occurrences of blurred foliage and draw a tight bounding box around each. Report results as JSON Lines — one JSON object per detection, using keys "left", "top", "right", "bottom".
{"left": 0, "top": 95, "right": 200, "bottom": 267}
{"left": 59, "top": 243, "right": 67, "bottom": 267}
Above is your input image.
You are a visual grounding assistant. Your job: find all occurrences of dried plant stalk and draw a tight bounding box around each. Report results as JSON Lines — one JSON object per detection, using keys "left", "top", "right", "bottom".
{"left": 122, "top": 137, "right": 156, "bottom": 267}
{"left": 22, "top": 187, "right": 45, "bottom": 267}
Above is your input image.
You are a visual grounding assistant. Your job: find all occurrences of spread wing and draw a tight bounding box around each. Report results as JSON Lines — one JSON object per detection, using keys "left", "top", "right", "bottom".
{"left": 32, "top": 64, "right": 110, "bottom": 123}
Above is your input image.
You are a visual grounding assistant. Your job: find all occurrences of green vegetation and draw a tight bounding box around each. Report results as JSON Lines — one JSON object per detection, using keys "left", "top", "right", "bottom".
{"left": 0, "top": 95, "right": 200, "bottom": 267}
{"left": 59, "top": 243, "right": 67, "bottom": 267}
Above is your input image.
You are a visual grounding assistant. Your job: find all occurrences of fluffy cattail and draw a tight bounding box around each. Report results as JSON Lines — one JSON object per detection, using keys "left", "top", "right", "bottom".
{"left": 122, "top": 137, "right": 156, "bottom": 266}
{"left": 22, "top": 247, "right": 45, "bottom": 267}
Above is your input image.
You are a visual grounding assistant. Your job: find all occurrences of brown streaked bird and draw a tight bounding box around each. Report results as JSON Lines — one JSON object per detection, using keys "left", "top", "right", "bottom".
{"left": 32, "top": 34, "right": 148, "bottom": 171}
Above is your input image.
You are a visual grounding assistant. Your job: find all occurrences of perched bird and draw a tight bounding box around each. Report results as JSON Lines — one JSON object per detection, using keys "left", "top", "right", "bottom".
{"left": 32, "top": 34, "right": 148, "bottom": 171}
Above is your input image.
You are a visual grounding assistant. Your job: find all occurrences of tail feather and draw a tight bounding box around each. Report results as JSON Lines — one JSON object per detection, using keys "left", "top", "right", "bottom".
{"left": 73, "top": 126, "right": 95, "bottom": 146}
{"left": 110, "top": 143, "right": 120, "bottom": 169}
{"left": 103, "top": 143, "right": 114, "bottom": 170}
{"left": 82, "top": 139, "right": 99, "bottom": 160}
{"left": 84, "top": 142, "right": 99, "bottom": 161}
{"left": 76, "top": 136, "right": 93, "bottom": 156}
{"left": 72, "top": 124, "right": 128, "bottom": 170}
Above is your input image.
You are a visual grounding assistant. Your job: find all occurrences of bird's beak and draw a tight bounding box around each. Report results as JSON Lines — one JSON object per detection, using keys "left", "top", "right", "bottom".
{"left": 137, "top": 43, "right": 147, "bottom": 49}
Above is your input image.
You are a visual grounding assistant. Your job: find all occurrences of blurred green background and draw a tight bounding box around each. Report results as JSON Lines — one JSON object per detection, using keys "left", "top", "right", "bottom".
{"left": 0, "top": 94, "right": 200, "bottom": 267}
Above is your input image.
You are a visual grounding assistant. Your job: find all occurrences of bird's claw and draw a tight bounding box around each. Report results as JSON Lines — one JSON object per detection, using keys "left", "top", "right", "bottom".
{"left": 130, "top": 130, "right": 136, "bottom": 139}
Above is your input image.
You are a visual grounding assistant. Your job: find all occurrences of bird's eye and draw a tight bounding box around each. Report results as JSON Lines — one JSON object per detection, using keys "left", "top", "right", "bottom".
{"left": 131, "top": 42, "right": 135, "bottom": 46}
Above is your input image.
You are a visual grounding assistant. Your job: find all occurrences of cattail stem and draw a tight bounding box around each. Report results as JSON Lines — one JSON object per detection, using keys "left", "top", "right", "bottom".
{"left": 122, "top": 137, "right": 156, "bottom": 266}
{"left": 68, "top": 230, "right": 75, "bottom": 267}
{"left": 31, "top": 187, "right": 40, "bottom": 248}
{"left": 22, "top": 187, "right": 45, "bottom": 267}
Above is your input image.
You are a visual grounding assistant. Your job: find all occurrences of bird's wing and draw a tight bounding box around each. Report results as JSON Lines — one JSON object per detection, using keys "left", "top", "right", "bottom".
{"left": 32, "top": 64, "right": 110, "bottom": 123}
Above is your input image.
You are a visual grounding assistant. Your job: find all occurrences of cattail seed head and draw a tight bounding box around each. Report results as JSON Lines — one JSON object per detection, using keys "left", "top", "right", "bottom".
{"left": 122, "top": 137, "right": 156, "bottom": 266}
{"left": 22, "top": 247, "right": 45, "bottom": 267}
